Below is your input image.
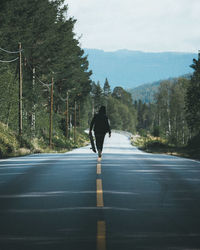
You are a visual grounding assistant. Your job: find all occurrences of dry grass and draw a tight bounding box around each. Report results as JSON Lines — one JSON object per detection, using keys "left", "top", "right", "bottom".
{"left": 131, "top": 134, "right": 200, "bottom": 161}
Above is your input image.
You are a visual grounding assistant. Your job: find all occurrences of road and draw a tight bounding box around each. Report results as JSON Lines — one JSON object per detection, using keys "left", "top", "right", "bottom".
{"left": 0, "top": 132, "right": 200, "bottom": 250}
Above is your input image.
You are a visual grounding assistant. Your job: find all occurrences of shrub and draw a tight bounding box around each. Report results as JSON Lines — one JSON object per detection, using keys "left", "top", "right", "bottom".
{"left": 0, "top": 122, "right": 19, "bottom": 158}
{"left": 187, "top": 133, "right": 200, "bottom": 149}
{"left": 146, "top": 140, "right": 167, "bottom": 149}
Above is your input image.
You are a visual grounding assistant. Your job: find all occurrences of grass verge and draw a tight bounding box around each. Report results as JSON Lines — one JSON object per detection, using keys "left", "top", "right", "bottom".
{"left": 131, "top": 135, "right": 200, "bottom": 160}
{"left": 0, "top": 122, "right": 89, "bottom": 159}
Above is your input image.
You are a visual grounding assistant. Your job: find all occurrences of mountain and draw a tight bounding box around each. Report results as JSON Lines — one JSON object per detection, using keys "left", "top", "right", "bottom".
{"left": 128, "top": 74, "right": 191, "bottom": 103}
{"left": 84, "top": 48, "right": 197, "bottom": 89}
{"left": 128, "top": 80, "right": 162, "bottom": 103}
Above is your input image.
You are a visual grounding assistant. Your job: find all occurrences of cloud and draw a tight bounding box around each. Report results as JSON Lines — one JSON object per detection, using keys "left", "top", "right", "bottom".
{"left": 65, "top": 0, "right": 200, "bottom": 52}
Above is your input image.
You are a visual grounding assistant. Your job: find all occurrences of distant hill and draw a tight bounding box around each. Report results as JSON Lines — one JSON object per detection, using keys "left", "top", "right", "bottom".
{"left": 128, "top": 74, "right": 191, "bottom": 103}
{"left": 84, "top": 48, "right": 197, "bottom": 89}
{"left": 128, "top": 80, "right": 161, "bottom": 103}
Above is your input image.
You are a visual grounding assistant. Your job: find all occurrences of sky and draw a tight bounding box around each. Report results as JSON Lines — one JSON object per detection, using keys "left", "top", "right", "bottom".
{"left": 65, "top": 0, "right": 200, "bottom": 53}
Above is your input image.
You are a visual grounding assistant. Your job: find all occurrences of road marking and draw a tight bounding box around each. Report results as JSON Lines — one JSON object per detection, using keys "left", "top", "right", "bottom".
{"left": 97, "top": 164, "right": 101, "bottom": 175}
{"left": 96, "top": 179, "right": 104, "bottom": 207}
{"left": 97, "top": 221, "right": 106, "bottom": 250}
{"left": 96, "top": 159, "right": 106, "bottom": 249}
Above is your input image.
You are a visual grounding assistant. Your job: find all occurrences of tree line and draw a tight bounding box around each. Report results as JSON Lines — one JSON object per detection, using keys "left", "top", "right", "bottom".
{"left": 0, "top": 0, "right": 92, "bottom": 147}
{"left": 0, "top": 0, "right": 199, "bottom": 152}
{"left": 134, "top": 55, "right": 200, "bottom": 149}
{"left": 91, "top": 79, "right": 137, "bottom": 133}
{"left": 0, "top": 0, "right": 137, "bottom": 150}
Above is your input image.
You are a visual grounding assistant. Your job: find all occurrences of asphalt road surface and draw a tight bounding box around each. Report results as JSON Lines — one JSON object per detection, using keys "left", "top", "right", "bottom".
{"left": 0, "top": 132, "right": 200, "bottom": 250}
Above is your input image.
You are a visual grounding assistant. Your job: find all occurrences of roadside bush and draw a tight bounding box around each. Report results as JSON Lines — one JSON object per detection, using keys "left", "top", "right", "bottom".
{"left": 187, "top": 133, "right": 200, "bottom": 149}
{"left": 17, "top": 135, "right": 34, "bottom": 150}
{"left": 52, "top": 137, "right": 69, "bottom": 149}
{"left": 0, "top": 120, "right": 89, "bottom": 157}
{"left": 0, "top": 122, "right": 19, "bottom": 158}
{"left": 145, "top": 140, "right": 167, "bottom": 150}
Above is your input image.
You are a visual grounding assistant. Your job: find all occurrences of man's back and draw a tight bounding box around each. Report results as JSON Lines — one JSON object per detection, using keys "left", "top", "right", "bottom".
{"left": 92, "top": 113, "right": 110, "bottom": 134}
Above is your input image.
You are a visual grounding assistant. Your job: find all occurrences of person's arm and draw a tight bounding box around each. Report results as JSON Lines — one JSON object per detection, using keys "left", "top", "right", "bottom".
{"left": 89, "top": 116, "right": 95, "bottom": 134}
{"left": 106, "top": 117, "right": 111, "bottom": 137}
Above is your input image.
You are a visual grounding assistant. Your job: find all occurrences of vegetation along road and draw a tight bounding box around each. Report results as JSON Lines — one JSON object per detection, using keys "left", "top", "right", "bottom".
{"left": 0, "top": 132, "right": 200, "bottom": 250}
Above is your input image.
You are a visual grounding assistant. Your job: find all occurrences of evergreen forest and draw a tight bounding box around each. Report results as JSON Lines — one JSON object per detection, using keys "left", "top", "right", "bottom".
{"left": 0, "top": 0, "right": 199, "bottom": 158}
{"left": 0, "top": 0, "right": 137, "bottom": 157}
{"left": 133, "top": 71, "right": 200, "bottom": 157}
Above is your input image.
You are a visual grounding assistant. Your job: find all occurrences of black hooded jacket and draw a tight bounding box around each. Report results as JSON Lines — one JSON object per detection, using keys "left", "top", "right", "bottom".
{"left": 90, "top": 113, "right": 111, "bottom": 134}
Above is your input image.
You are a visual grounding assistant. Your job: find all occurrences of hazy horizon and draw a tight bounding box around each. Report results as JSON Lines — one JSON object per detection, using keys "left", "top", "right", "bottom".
{"left": 83, "top": 49, "right": 196, "bottom": 89}
{"left": 84, "top": 48, "right": 198, "bottom": 54}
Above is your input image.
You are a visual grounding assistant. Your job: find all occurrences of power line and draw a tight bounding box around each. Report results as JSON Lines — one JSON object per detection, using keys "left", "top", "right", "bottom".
{"left": 58, "top": 93, "right": 68, "bottom": 102}
{"left": 25, "top": 56, "right": 69, "bottom": 94}
{"left": 35, "top": 74, "right": 52, "bottom": 88}
{"left": 24, "top": 54, "right": 72, "bottom": 100}
{"left": 0, "top": 57, "right": 19, "bottom": 63}
{"left": 0, "top": 47, "right": 23, "bottom": 54}
{"left": 25, "top": 56, "right": 52, "bottom": 88}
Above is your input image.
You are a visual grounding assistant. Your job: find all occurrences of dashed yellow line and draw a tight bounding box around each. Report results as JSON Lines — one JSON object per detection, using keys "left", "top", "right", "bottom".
{"left": 96, "top": 179, "right": 104, "bottom": 207}
{"left": 97, "top": 221, "right": 106, "bottom": 250}
{"left": 97, "top": 163, "right": 101, "bottom": 175}
{"left": 96, "top": 158, "right": 106, "bottom": 249}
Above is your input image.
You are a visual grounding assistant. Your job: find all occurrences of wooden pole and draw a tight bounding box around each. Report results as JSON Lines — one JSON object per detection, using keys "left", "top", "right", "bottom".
{"left": 78, "top": 102, "right": 81, "bottom": 128}
{"left": 74, "top": 101, "right": 76, "bottom": 143}
{"left": 18, "top": 42, "right": 23, "bottom": 138}
{"left": 31, "top": 67, "right": 36, "bottom": 137}
{"left": 66, "top": 91, "right": 69, "bottom": 138}
{"left": 49, "top": 77, "right": 54, "bottom": 148}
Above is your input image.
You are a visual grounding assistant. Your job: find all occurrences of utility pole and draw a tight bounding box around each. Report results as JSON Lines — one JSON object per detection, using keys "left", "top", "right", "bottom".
{"left": 65, "top": 91, "right": 69, "bottom": 138}
{"left": 74, "top": 101, "right": 76, "bottom": 143}
{"left": 31, "top": 67, "right": 36, "bottom": 137}
{"left": 18, "top": 42, "right": 23, "bottom": 139}
{"left": 49, "top": 77, "right": 54, "bottom": 148}
{"left": 69, "top": 114, "right": 72, "bottom": 139}
{"left": 78, "top": 102, "right": 81, "bottom": 128}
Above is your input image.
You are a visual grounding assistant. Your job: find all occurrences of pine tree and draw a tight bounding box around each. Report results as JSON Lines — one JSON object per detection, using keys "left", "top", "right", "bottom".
{"left": 103, "top": 78, "right": 111, "bottom": 97}
{"left": 91, "top": 81, "right": 103, "bottom": 111}
{"left": 185, "top": 56, "right": 200, "bottom": 134}
{"left": 0, "top": 0, "right": 92, "bottom": 138}
{"left": 112, "top": 86, "right": 132, "bottom": 106}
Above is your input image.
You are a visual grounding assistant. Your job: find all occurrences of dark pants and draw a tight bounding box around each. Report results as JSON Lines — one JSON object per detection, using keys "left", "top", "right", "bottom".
{"left": 95, "top": 133, "right": 106, "bottom": 151}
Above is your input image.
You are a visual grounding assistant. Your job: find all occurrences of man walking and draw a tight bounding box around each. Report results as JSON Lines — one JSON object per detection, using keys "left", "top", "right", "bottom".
{"left": 89, "top": 106, "right": 111, "bottom": 157}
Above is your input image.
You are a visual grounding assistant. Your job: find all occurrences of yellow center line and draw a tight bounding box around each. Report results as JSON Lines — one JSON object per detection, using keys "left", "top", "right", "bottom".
{"left": 97, "top": 221, "right": 106, "bottom": 250}
{"left": 96, "top": 179, "right": 104, "bottom": 207}
{"left": 97, "top": 163, "right": 101, "bottom": 175}
{"left": 96, "top": 159, "right": 106, "bottom": 249}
